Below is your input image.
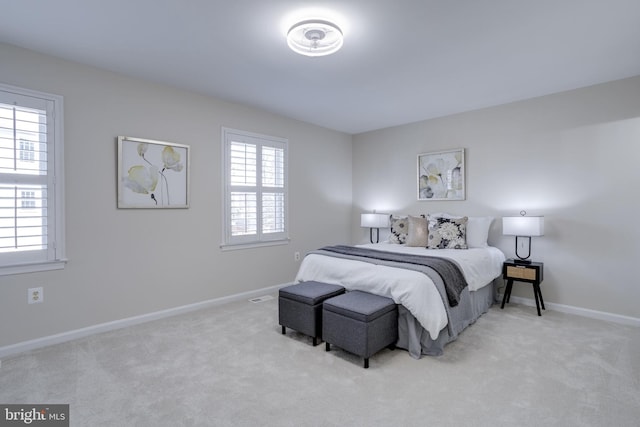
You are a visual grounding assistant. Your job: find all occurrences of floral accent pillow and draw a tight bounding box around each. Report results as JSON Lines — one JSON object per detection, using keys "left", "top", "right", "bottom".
{"left": 427, "top": 216, "right": 468, "bottom": 249}
{"left": 389, "top": 216, "right": 408, "bottom": 244}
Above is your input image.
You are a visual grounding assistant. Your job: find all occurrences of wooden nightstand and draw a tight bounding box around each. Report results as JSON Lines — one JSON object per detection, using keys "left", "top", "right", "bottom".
{"left": 500, "top": 259, "right": 545, "bottom": 316}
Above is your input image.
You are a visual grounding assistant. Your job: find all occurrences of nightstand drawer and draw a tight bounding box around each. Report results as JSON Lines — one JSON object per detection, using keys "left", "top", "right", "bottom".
{"left": 506, "top": 265, "right": 537, "bottom": 280}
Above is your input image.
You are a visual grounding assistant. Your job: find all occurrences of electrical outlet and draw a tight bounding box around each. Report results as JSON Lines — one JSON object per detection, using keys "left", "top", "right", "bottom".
{"left": 294, "top": 251, "right": 301, "bottom": 261}
{"left": 28, "top": 287, "right": 43, "bottom": 304}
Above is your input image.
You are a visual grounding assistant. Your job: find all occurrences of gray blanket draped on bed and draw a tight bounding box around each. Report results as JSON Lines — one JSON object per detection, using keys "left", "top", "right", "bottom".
{"left": 316, "top": 245, "right": 468, "bottom": 307}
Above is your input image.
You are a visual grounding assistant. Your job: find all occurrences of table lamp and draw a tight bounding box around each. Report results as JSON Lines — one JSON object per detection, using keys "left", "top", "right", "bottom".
{"left": 361, "top": 213, "right": 390, "bottom": 243}
{"left": 502, "top": 211, "right": 544, "bottom": 264}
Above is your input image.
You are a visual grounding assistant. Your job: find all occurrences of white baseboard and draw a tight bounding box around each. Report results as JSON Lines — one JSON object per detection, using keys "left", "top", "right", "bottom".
{"left": 0, "top": 282, "right": 294, "bottom": 359}
{"left": 498, "top": 294, "right": 640, "bottom": 327}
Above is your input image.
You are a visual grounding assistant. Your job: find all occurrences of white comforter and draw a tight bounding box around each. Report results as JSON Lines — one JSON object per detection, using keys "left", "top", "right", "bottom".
{"left": 294, "top": 243, "right": 505, "bottom": 340}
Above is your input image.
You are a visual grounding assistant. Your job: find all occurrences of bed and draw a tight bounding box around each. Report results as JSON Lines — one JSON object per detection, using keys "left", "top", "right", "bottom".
{"left": 294, "top": 241, "right": 505, "bottom": 358}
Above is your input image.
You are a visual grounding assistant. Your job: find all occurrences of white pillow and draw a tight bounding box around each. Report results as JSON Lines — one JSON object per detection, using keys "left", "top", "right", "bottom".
{"left": 466, "top": 217, "right": 493, "bottom": 248}
{"left": 428, "top": 213, "right": 493, "bottom": 248}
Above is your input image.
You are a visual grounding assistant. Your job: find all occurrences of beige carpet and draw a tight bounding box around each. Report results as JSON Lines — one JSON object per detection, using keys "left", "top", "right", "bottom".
{"left": 1, "top": 296, "right": 639, "bottom": 426}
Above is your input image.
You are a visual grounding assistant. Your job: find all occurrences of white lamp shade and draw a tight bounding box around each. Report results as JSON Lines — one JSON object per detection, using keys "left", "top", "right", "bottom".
{"left": 361, "top": 213, "right": 390, "bottom": 228}
{"left": 502, "top": 216, "right": 544, "bottom": 236}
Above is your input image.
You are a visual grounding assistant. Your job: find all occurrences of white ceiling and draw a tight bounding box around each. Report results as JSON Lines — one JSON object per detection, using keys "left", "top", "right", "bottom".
{"left": 1, "top": 0, "right": 640, "bottom": 134}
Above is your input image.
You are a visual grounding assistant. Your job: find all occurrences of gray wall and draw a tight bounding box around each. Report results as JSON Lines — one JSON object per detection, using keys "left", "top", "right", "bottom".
{"left": 353, "top": 75, "right": 640, "bottom": 319}
{"left": 0, "top": 43, "right": 353, "bottom": 347}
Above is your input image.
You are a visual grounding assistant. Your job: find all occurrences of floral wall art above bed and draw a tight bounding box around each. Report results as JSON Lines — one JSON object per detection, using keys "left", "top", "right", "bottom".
{"left": 417, "top": 148, "right": 465, "bottom": 201}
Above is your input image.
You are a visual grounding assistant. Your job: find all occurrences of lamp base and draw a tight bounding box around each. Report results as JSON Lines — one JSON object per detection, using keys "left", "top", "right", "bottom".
{"left": 514, "top": 236, "right": 533, "bottom": 265}
{"left": 369, "top": 228, "right": 380, "bottom": 244}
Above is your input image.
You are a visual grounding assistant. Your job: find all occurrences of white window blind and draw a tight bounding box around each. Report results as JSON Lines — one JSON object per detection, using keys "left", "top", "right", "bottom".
{"left": 0, "top": 83, "right": 65, "bottom": 274}
{"left": 222, "top": 128, "right": 288, "bottom": 248}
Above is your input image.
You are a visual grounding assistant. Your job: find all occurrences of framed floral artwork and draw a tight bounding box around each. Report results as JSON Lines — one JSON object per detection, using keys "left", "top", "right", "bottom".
{"left": 417, "top": 148, "right": 465, "bottom": 201}
{"left": 117, "top": 136, "right": 190, "bottom": 208}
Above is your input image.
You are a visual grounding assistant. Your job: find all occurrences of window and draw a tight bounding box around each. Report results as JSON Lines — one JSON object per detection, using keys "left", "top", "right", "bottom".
{"left": 20, "top": 191, "right": 36, "bottom": 209}
{"left": 19, "top": 139, "right": 35, "bottom": 162}
{"left": 0, "top": 83, "right": 66, "bottom": 275}
{"left": 222, "top": 128, "right": 288, "bottom": 248}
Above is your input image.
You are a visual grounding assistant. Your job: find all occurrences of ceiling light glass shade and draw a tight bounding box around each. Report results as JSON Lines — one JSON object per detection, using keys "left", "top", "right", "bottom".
{"left": 361, "top": 213, "right": 390, "bottom": 229}
{"left": 287, "top": 19, "right": 343, "bottom": 57}
{"left": 502, "top": 216, "right": 545, "bottom": 236}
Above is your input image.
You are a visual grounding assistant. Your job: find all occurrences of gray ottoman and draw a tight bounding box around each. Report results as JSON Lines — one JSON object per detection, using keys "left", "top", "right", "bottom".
{"left": 323, "top": 291, "right": 398, "bottom": 368}
{"left": 279, "top": 281, "right": 345, "bottom": 346}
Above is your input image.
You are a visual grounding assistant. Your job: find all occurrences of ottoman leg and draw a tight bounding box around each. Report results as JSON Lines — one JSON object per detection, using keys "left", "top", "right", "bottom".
{"left": 326, "top": 342, "right": 331, "bottom": 352}
{"left": 364, "top": 358, "right": 369, "bottom": 369}
{"left": 281, "top": 325, "right": 285, "bottom": 335}
{"left": 312, "top": 337, "right": 318, "bottom": 346}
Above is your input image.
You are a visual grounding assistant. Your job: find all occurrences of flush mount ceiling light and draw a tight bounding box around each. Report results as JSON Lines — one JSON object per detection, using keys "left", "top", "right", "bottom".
{"left": 287, "top": 19, "right": 343, "bottom": 57}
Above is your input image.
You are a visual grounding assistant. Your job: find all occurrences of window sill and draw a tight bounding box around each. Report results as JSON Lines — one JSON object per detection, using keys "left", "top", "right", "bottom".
{"left": 0, "top": 259, "right": 67, "bottom": 276}
{"left": 220, "top": 239, "right": 290, "bottom": 252}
